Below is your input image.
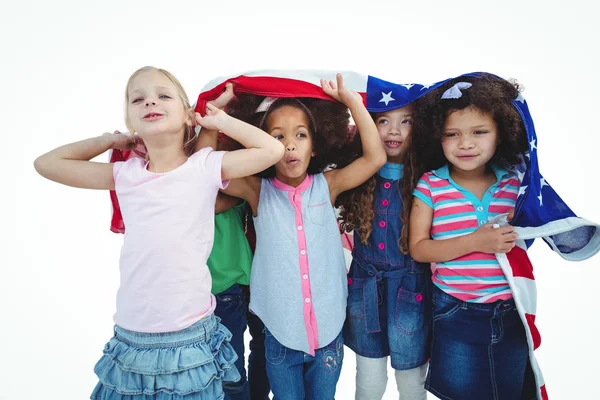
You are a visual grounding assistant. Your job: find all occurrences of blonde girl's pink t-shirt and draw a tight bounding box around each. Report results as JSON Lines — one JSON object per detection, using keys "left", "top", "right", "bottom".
{"left": 112, "top": 147, "right": 228, "bottom": 333}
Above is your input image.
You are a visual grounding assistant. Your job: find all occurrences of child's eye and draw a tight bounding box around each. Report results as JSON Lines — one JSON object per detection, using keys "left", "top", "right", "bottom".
{"left": 402, "top": 118, "right": 412, "bottom": 125}
{"left": 377, "top": 119, "right": 389, "bottom": 125}
{"left": 273, "top": 134, "right": 284, "bottom": 140}
{"left": 443, "top": 132, "right": 457, "bottom": 138}
{"left": 159, "top": 95, "right": 172, "bottom": 99}
{"left": 474, "top": 130, "right": 488, "bottom": 135}
{"left": 132, "top": 98, "right": 143, "bottom": 104}
{"left": 296, "top": 132, "right": 307, "bottom": 138}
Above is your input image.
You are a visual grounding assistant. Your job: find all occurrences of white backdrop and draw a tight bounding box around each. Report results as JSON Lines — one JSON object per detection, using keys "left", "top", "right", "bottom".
{"left": 2, "top": 0, "right": 599, "bottom": 399}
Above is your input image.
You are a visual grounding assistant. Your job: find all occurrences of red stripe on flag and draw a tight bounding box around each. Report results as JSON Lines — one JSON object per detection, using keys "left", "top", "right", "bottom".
{"left": 195, "top": 75, "right": 367, "bottom": 115}
{"left": 541, "top": 384, "right": 548, "bottom": 400}
{"left": 341, "top": 230, "right": 354, "bottom": 252}
{"left": 525, "top": 313, "right": 542, "bottom": 350}
{"left": 507, "top": 245, "right": 535, "bottom": 279}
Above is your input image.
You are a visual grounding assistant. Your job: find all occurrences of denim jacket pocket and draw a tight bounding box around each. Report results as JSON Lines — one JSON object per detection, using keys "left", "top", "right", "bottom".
{"left": 347, "top": 278, "right": 366, "bottom": 318}
{"left": 395, "top": 280, "right": 426, "bottom": 335}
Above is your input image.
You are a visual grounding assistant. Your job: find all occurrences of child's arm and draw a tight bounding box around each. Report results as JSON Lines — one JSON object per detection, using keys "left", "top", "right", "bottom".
{"left": 194, "top": 83, "right": 234, "bottom": 152}
{"left": 195, "top": 104, "right": 284, "bottom": 181}
{"left": 34, "top": 132, "right": 132, "bottom": 190}
{"left": 322, "top": 74, "right": 387, "bottom": 204}
{"left": 409, "top": 197, "right": 519, "bottom": 262}
{"left": 215, "top": 192, "right": 242, "bottom": 214}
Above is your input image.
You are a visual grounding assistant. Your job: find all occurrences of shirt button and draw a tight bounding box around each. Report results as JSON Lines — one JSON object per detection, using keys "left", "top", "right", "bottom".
{"left": 378, "top": 242, "right": 385, "bottom": 250}
{"left": 379, "top": 220, "right": 386, "bottom": 228}
{"left": 382, "top": 199, "right": 389, "bottom": 207}
{"left": 305, "top": 298, "right": 311, "bottom": 303}
{"left": 303, "top": 274, "right": 308, "bottom": 280}
{"left": 300, "top": 250, "right": 306, "bottom": 255}
{"left": 477, "top": 206, "right": 483, "bottom": 211}
{"left": 297, "top": 225, "right": 303, "bottom": 230}
{"left": 383, "top": 182, "right": 391, "bottom": 189}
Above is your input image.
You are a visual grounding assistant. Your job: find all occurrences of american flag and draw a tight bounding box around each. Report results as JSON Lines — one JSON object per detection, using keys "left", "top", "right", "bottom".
{"left": 110, "top": 70, "right": 600, "bottom": 400}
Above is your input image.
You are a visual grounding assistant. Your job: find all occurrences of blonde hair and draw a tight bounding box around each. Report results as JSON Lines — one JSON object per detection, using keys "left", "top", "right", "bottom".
{"left": 125, "top": 66, "right": 197, "bottom": 156}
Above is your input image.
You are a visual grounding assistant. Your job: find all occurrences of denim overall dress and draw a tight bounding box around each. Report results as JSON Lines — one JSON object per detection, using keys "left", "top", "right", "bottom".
{"left": 343, "top": 166, "right": 432, "bottom": 370}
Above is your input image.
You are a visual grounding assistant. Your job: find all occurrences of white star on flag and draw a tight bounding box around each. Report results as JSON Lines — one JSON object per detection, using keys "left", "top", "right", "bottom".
{"left": 516, "top": 92, "right": 526, "bottom": 103}
{"left": 540, "top": 177, "right": 548, "bottom": 188}
{"left": 421, "top": 83, "right": 433, "bottom": 90}
{"left": 401, "top": 84, "right": 415, "bottom": 90}
{"left": 519, "top": 185, "right": 528, "bottom": 196}
{"left": 538, "top": 192, "right": 543, "bottom": 206}
{"left": 516, "top": 170, "right": 525, "bottom": 183}
{"left": 529, "top": 139, "right": 537, "bottom": 151}
{"left": 379, "top": 91, "right": 395, "bottom": 106}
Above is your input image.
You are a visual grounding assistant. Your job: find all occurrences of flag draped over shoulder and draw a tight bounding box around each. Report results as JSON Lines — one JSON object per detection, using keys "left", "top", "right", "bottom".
{"left": 108, "top": 70, "right": 600, "bottom": 400}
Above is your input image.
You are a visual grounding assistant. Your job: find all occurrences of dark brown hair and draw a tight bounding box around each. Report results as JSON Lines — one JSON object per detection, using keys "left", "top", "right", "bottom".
{"left": 399, "top": 73, "right": 529, "bottom": 252}
{"left": 226, "top": 93, "right": 350, "bottom": 177}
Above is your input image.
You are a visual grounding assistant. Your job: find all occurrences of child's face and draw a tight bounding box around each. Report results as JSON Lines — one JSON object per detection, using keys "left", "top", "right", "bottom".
{"left": 266, "top": 105, "right": 315, "bottom": 184}
{"left": 441, "top": 106, "right": 499, "bottom": 174}
{"left": 375, "top": 105, "right": 413, "bottom": 163}
{"left": 127, "top": 70, "right": 190, "bottom": 138}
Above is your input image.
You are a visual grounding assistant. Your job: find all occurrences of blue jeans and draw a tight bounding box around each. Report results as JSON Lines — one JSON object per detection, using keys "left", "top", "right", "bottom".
{"left": 426, "top": 285, "right": 537, "bottom": 400}
{"left": 264, "top": 329, "right": 344, "bottom": 400}
{"left": 215, "top": 284, "right": 271, "bottom": 400}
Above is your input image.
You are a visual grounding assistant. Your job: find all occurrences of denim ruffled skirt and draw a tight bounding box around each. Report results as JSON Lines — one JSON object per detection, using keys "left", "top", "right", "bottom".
{"left": 90, "top": 314, "right": 240, "bottom": 400}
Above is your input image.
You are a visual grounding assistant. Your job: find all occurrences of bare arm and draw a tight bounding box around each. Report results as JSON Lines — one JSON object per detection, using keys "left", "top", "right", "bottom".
{"left": 195, "top": 128, "right": 219, "bottom": 152}
{"left": 322, "top": 74, "right": 386, "bottom": 203}
{"left": 195, "top": 104, "right": 284, "bottom": 181}
{"left": 194, "top": 83, "right": 234, "bottom": 153}
{"left": 221, "top": 176, "right": 262, "bottom": 216}
{"left": 215, "top": 192, "right": 242, "bottom": 214}
{"left": 409, "top": 197, "right": 518, "bottom": 262}
{"left": 33, "top": 133, "right": 132, "bottom": 190}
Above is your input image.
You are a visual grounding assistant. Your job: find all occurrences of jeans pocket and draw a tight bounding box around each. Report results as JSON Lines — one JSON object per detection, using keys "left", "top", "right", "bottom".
{"left": 432, "top": 292, "right": 461, "bottom": 322}
{"left": 322, "top": 334, "right": 344, "bottom": 373}
{"left": 395, "top": 282, "right": 426, "bottom": 335}
{"left": 264, "top": 329, "right": 286, "bottom": 365}
{"left": 347, "top": 278, "right": 365, "bottom": 318}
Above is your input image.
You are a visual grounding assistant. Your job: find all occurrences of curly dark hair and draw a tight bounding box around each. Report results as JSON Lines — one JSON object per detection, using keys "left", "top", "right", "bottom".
{"left": 226, "top": 93, "right": 351, "bottom": 177}
{"left": 399, "top": 73, "right": 529, "bottom": 252}
{"left": 336, "top": 112, "right": 391, "bottom": 245}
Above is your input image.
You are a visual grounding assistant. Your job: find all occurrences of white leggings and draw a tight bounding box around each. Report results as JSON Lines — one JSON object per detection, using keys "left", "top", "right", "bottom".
{"left": 355, "top": 354, "right": 428, "bottom": 400}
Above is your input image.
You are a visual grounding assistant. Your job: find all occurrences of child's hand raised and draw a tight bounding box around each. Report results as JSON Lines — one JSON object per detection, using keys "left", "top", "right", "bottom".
{"left": 470, "top": 224, "right": 519, "bottom": 254}
{"left": 102, "top": 131, "right": 138, "bottom": 150}
{"left": 320, "top": 73, "right": 363, "bottom": 108}
{"left": 209, "top": 82, "right": 234, "bottom": 109}
{"left": 195, "top": 103, "right": 227, "bottom": 131}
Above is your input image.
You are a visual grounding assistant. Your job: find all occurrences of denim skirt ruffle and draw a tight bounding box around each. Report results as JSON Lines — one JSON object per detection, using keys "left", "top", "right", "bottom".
{"left": 90, "top": 314, "right": 240, "bottom": 400}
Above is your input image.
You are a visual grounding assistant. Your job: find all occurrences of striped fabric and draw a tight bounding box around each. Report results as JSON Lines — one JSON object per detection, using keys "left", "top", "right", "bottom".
{"left": 413, "top": 164, "right": 520, "bottom": 303}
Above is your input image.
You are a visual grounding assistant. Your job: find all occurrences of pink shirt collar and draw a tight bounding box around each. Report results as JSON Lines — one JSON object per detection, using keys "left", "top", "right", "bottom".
{"left": 271, "top": 174, "right": 314, "bottom": 192}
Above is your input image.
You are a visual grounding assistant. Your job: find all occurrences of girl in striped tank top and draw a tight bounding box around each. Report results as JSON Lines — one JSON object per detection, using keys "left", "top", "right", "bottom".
{"left": 402, "top": 74, "right": 536, "bottom": 400}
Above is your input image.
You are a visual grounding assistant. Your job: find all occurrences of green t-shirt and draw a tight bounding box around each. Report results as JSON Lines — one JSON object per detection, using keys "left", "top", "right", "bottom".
{"left": 207, "top": 201, "right": 252, "bottom": 294}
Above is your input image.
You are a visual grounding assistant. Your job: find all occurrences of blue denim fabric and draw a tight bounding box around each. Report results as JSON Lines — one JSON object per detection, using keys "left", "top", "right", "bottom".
{"left": 215, "top": 284, "right": 270, "bottom": 400}
{"left": 91, "top": 314, "right": 240, "bottom": 400}
{"left": 343, "top": 176, "right": 432, "bottom": 370}
{"left": 264, "top": 328, "right": 344, "bottom": 400}
{"left": 426, "top": 285, "right": 537, "bottom": 400}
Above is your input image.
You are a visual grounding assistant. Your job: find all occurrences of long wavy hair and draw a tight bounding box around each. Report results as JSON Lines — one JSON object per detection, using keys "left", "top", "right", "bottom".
{"left": 399, "top": 73, "right": 529, "bottom": 252}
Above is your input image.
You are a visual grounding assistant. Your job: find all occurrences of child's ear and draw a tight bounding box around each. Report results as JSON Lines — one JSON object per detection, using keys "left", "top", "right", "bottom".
{"left": 185, "top": 109, "right": 195, "bottom": 127}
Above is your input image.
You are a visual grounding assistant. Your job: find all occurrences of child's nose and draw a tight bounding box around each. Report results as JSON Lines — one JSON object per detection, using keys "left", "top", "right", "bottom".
{"left": 285, "top": 139, "right": 297, "bottom": 151}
